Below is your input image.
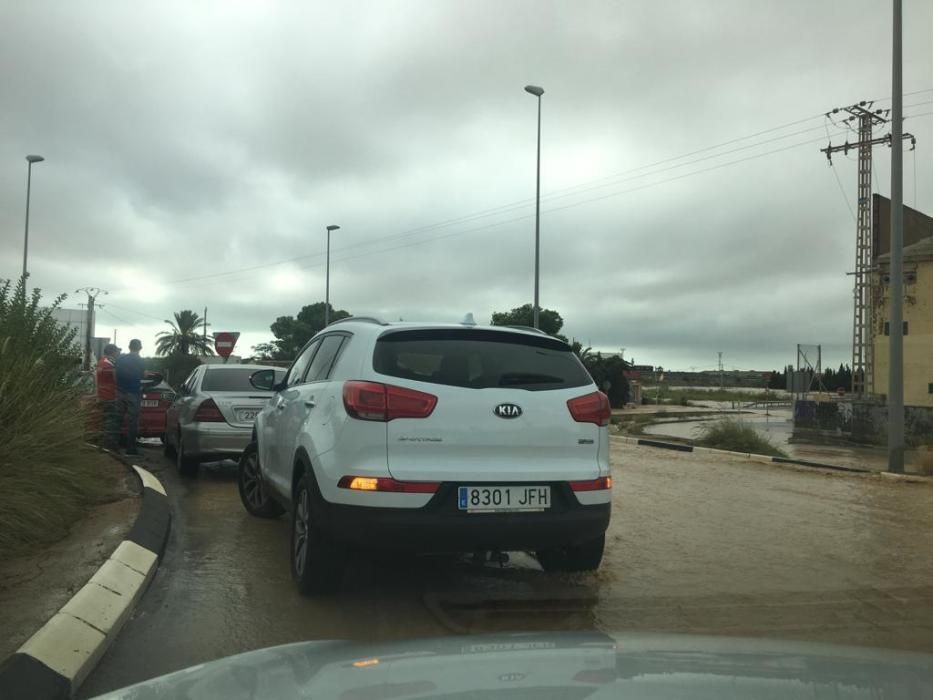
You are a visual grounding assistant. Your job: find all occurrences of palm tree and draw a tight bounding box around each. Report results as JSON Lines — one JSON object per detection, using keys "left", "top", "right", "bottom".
{"left": 155, "top": 310, "right": 214, "bottom": 356}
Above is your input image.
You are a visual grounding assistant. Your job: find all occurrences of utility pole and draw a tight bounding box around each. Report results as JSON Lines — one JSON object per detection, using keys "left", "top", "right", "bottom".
{"left": 75, "top": 287, "right": 107, "bottom": 370}
{"left": 718, "top": 352, "right": 724, "bottom": 391}
{"left": 889, "top": 0, "right": 905, "bottom": 473}
{"left": 203, "top": 306, "right": 208, "bottom": 340}
{"left": 820, "top": 101, "right": 915, "bottom": 396}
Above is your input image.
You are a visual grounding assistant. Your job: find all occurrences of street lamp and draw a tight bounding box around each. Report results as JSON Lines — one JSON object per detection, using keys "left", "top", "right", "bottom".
{"left": 23, "top": 154, "right": 45, "bottom": 279}
{"left": 524, "top": 85, "right": 544, "bottom": 329}
{"left": 325, "top": 225, "right": 340, "bottom": 326}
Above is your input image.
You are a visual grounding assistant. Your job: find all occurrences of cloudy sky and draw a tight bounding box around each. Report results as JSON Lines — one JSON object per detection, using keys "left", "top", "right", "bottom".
{"left": 2, "top": 0, "right": 932, "bottom": 371}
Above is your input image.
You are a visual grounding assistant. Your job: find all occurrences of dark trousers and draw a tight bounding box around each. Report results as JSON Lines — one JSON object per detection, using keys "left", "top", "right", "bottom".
{"left": 117, "top": 391, "right": 140, "bottom": 449}
{"left": 100, "top": 399, "right": 120, "bottom": 449}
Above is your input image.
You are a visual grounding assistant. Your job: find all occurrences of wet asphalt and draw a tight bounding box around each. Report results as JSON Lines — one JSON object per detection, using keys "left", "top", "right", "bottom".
{"left": 80, "top": 439, "right": 933, "bottom": 697}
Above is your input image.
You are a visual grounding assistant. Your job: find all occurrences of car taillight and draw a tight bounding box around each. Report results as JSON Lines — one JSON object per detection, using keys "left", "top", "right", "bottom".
{"left": 193, "top": 398, "right": 225, "bottom": 422}
{"left": 343, "top": 381, "right": 437, "bottom": 421}
{"left": 569, "top": 476, "right": 613, "bottom": 491}
{"left": 567, "top": 391, "right": 611, "bottom": 426}
{"left": 337, "top": 476, "right": 440, "bottom": 493}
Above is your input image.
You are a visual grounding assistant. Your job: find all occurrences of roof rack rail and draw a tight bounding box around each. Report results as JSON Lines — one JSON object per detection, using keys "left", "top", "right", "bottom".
{"left": 327, "top": 316, "right": 389, "bottom": 327}
{"left": 502, "top": 325, "right": 548, "bottom": 335}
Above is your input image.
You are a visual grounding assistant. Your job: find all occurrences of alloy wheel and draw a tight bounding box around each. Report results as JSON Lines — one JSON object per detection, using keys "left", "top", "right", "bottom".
{"left": 293, "top": 488, "right": 311, "bottom": 576}
{"left": 241, "top": 451, "right": 265, "bottom": 509}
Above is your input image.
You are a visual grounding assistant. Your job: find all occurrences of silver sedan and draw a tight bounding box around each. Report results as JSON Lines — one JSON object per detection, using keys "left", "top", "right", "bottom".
{"left": 165, "top": 363, "right": 285, "bottom": 475}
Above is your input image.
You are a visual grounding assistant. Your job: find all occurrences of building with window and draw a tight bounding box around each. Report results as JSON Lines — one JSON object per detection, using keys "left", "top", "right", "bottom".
{"left": 873, "top": 233, "right": 933, "bottom": 406}
{"left": 50, "top": 307, "right": 92, "bottom": 346}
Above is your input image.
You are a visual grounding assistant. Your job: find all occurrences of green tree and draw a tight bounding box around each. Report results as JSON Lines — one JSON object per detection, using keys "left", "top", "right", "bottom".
{"left": 581, "top": 352, "right": 631, "bottom": 408}
{"left": 0, "top": 277, "right": 83, "bottom": 389}
{"left": 253, "top": 302, "right": 351, "bottom": 361}
{"left": 767, "top": 369, "right": 784, "bottom": 390}
{"left": 490, "top": 304, "right": 565, "bottom": 338}
{"left": 155, "top": 310, "right": 214, "bottom": 356}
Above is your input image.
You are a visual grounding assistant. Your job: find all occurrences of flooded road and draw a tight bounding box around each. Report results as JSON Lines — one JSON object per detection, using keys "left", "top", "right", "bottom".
{"left": 81, "top": 440, "right": 933, "bottom": 697}
{"left": 642, "top": 406, "right": 904, "bottom": 470}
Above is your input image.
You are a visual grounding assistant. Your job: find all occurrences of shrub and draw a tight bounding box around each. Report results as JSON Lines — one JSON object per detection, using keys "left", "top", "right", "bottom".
{"left": 0, "top": 277, "right": 115, "bottom": 558}
{"left": 695, "top": 418, "right": 788, "bottom": 457}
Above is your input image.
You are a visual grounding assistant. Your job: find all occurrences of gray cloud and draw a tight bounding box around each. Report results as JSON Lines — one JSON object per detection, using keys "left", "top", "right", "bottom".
{"left": 2, "top": 0, "right": 932, "bottom": 372}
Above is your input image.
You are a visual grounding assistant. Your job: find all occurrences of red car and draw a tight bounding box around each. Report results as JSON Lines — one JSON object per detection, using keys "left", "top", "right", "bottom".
{"left": 131, "top": 373, "right": 176, "bottom": 442}
{"left": 84, "top": 371, "right": 175, "bottom": 443}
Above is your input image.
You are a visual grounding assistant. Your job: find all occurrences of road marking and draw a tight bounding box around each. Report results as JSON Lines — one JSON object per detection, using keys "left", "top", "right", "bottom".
{"left": 133, "top": 464, "right": 167, "bottom": 495}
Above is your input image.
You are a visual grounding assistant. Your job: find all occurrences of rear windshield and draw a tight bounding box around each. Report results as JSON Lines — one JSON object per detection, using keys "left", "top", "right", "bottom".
{"left": 201, "top": 368, "right": 285, "bottom": 392}
{"left": 373, "top": 329, "right": 591, "bottom": 391}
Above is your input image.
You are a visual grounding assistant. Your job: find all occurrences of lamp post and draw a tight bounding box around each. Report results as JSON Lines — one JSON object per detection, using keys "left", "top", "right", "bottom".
{"left": 23, "top": 154, "right": 45, "bottom": 279}
{"left": 325, "top": 225, "right": 340, "bottom": 326}
{"left": 524, "top": 85, "right": 544, "bottom": 329}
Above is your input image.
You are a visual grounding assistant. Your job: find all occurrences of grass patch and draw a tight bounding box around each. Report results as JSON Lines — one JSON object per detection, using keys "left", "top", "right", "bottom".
{"left": 0, "top": 446, "right": 119, "bottom": 559}
{"left": 694, "top": 418, "right": 788, "bottom": 457}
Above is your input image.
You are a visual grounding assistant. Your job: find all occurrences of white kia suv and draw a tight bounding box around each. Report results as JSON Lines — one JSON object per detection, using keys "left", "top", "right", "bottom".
{"left": 238, "top": 318, "right": 612, "bottom": 593}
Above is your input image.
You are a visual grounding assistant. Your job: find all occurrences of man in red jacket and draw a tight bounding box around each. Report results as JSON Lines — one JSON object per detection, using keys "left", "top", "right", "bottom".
{"left": 96, "top": 344, "right": 120, "bottom": 449}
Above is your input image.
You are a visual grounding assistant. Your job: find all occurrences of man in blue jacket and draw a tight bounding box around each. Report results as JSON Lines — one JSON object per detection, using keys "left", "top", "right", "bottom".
{"left": 116, "top": 339, "right": 146, "bottom": 455}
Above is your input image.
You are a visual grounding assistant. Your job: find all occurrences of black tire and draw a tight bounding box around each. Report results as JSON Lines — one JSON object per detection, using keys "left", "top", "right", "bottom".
{"left": 537, "top": 534, "right": 605, "bottom": 573}
{"left": 158, "top": 433, "right": 166, "bottom": 444}
{"left": 176, "top": 433, "right": 199, "bottom": 477}
{"left": 290, "top": 471, "right": 344, "bottom": 595}
{"left": 238, "top": 443, "right": 284, "bottom": 518}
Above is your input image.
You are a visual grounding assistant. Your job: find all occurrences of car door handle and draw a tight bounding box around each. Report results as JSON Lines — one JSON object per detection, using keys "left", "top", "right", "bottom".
{"left": 304, "top": 400, "right": 316, "bottom": 408}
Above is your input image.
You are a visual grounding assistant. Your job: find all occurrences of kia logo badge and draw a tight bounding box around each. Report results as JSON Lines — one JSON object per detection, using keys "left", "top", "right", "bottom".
{"left": 494, "top": 403, "right": 522, "bottom": 419}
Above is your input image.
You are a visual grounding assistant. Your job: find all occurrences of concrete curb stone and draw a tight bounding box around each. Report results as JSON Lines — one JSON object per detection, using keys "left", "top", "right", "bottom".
{"left": 610, "top": 434, "right": 931, "bottom": 480}
{"left": 0, "top": 449, "right": 170, "bottom": 700}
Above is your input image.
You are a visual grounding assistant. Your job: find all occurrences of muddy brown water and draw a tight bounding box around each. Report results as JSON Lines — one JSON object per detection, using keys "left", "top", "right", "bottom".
{"left": 80, "top": 442, "right": 933, "bottom": 697}
{"left": 641, "top": 406, "right": 914, "bottom": 471}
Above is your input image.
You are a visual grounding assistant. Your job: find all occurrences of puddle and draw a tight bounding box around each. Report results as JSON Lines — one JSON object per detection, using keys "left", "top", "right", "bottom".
{"left": 642, "top": 406, "right": 900, "bottom": 470}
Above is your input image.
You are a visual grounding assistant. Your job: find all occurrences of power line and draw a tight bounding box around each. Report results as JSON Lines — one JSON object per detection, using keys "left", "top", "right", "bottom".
{"left": 174, "top": 129, "right": 866, "bottom": 293}
{"left": 825, "top": 117, "right": 857, "bottom": 221}
{"left": 167, "top": 125, "right": 854, "bottom": 291}
{"left": 104, "top": 302, "right": 165, "bottom": 323}
{"left": 117, "top": 109, "right": 933, "bottom": 294}
{"left": 290, "top": 133, "right": 851, "bottom": 274}
{"left": 96, "top": 306, "right": 131, "bottom": 325}
{"left": 873, "top": 87, "right": 933, "bottom": 102}
{"left": 161, "top": 110, "right": 838, "bottom": 289}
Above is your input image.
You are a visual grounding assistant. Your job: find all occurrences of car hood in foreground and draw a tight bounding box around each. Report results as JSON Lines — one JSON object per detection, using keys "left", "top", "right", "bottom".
{"left": 93, "top": 632, "right": 933, "bottom": 699}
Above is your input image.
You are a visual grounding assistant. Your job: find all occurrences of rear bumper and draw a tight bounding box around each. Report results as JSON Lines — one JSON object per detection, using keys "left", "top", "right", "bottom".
{"left": 181, "top": 423, "right": 252, "bottom": 458}
{"left": 314, "top": 483, "right": 611, "bottom": 553}
{"left": 135, "top": 412, "right": 166, "bottom": 438}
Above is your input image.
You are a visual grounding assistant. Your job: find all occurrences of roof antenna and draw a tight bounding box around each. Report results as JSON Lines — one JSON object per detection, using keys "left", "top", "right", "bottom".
{"left": 461, "top": 312, "right": 476, "bottom": 326}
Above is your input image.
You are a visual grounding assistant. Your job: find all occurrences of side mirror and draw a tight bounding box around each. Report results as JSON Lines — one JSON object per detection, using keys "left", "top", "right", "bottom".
{"left": 250, "top": 369, "right": 279, "bottom": 392}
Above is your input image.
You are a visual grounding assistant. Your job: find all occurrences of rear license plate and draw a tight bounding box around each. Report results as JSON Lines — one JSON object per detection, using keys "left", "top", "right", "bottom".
{"left": 458, "top": 486, "right": 551, "bottom": 513}
{"left": 141, "top": 400, "right": 159, "bottom": 408}
{"left": 235, "top": 408, "right": 260, "bottom": 423}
